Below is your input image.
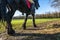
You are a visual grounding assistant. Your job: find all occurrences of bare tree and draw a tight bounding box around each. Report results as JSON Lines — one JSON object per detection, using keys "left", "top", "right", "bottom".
{"left": 51, "top": 0, "right": 60, "bottom": 9}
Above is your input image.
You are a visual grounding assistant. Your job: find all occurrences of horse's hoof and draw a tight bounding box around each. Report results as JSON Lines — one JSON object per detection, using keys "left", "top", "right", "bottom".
{"left": 23, "top": 27, "right": 26, "bottom": 30}
{"left": 23, "top": 26, "right": 26, "bottom": 30}
{"left": 8, "top": 32, "right": 15, "bottom": 36}
{"left": 34, "top": 25, "right": 37, "bottom": 27}
{"left": 7, "top": 29, "right": 15, "bottom": 36}
{"left": 22, "top": 25, "right": 26, "bottom": 30}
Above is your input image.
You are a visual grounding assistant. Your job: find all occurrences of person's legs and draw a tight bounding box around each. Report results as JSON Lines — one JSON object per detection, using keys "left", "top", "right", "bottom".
{"left": 33, "top": 0, "right": 40, "bottom": 9}
{"left": 30, "top": 3, "right": 35, "bottom": 13}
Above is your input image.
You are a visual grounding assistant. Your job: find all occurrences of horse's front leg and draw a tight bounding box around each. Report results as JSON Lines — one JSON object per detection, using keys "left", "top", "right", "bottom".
{"left": 32, "top": 14, "right": 37, "bottom": 27}
{"left": 6, "top": 11, "right": 15, "bottom": 35}
{"left": 22, "top": 14, "right": 28, "bottom": 30}
{"left": 7, "top": 22, "right": 15, "bottom": 35}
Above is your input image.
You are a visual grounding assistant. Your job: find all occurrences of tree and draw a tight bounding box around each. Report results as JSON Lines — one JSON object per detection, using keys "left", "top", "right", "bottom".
{"left": 51, "top": 0, "right": 60, "bottom": 9}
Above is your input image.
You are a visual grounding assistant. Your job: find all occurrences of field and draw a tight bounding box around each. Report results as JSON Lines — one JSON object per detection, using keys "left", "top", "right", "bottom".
{"left": 0, "top": 18, "right": 59, "bottom": 32}
{"left": 12, "top": 18, "right": 60, "bottom": 29}
{"left": 0, "top": 18, "right": 60, "bottom": 40}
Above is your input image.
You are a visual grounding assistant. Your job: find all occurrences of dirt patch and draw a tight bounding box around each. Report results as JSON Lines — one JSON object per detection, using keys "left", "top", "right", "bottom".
{"left": 0, "top": 20, "right": 60, "bottom": 40}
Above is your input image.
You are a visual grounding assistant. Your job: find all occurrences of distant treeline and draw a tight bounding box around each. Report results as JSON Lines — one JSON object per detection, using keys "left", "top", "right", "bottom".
{"left": 13, "top": 12, "right": 60, "bottom": 19}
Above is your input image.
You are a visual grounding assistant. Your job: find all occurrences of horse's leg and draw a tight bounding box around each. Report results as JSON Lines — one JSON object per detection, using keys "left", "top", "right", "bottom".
{"left": 0, "top": 4, "right": 15, "bottom": 35}
{"left": 6, "top": 10, "right": 15, "bottom": 35}
{"left": 32, "top": 14, "right": 37, "bottom": 27}
{"left": 7, "top": 21, "right": 15, "bottom": 35}
{"left": 23, "top": 14, "right": 28, "bottom": 29}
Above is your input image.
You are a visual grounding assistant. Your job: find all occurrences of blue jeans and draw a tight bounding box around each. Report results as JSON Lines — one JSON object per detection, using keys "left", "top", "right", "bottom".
{"left": 30, "top": 3, "right": 35, "bottom": 13}
{"left": 33, "top": 0, "right": 40, "bottom": 9}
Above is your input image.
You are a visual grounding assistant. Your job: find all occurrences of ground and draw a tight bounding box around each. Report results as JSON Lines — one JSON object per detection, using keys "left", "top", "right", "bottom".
{"left": 0, "top": 19, "right": 60, "bottom": 40}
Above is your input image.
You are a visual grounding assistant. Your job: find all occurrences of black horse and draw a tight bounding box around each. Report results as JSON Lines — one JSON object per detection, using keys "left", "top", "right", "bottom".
{"left": 0, "top": 0, "right": 40, "bottom": 35}
{"left": 6, "top": 0, "right": 40, "bottom": 35}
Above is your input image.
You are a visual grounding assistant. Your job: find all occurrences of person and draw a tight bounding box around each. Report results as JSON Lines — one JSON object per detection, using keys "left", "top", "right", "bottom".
{"left": 27, "top": 0, "right": 40, "bottom": 9}
{"left": 26, "top": 0, "right": 40, "bottom": 13}
{"left": 25, "top": 0, "right": 35, "bottom": 13}
{"left": 25, "top": 0, "right": 31, "bottom": 9}
{"left": 28, "top": 0, "right": 34, "bottom": 4}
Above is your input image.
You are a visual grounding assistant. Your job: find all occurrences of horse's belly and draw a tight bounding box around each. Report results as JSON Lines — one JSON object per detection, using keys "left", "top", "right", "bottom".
{"left": 15, "top": 0, "right": 20, "bottom": 3}
{"left": 7, "top": 0, "right": 14, "bottom": 4}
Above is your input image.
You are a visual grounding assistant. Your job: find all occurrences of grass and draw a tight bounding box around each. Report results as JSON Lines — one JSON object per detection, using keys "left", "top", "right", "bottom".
{"left": 0, "top": 18, "right": 60, "bottom": 33}
{"left": 0, "top": 18, "right": 60, "bottom": 40}
{"left": 11, "top": 18, "right": 60, "bottom": 30}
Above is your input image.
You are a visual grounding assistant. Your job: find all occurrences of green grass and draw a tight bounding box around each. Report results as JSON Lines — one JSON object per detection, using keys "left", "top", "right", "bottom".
{"left": 12, "top": 18, "right": 59, "bottom": 25}
{"left": 0, "top": 18, "right": 60, "bottom": 33}
{"left": 11, "top": 18, "right": 60, "bottom": 30}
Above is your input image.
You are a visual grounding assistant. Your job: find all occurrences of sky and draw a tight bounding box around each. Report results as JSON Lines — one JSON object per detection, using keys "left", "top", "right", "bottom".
{"left": 14, "top": 0, "right": 58, "bottom": 16}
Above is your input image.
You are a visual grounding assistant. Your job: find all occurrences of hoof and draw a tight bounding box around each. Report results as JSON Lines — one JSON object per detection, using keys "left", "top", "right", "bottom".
{"left": 8, "top": 33, "right": 15, "bottom": 36}
{"left": 7, "top": 29, "right": 15, "bottom": 36}
{"left": 22, "top": 25, "right": 26, "bottom": 30}
{"left": 23, "top": 27, "right": 26, "bottom": 30}
{"left": 34, "top": 25, "right": 37, "bottom": 27}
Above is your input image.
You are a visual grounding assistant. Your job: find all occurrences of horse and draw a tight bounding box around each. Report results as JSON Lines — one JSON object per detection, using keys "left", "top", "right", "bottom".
{"left": 0, "top": 0, "right": 40, "bottom": 35}
{"left": 5, "top": 0, "right": 40, "bottom": 35}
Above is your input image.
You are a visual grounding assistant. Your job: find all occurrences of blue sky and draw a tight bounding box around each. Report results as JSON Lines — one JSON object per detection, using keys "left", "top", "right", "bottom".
{"left": 14, "top": 0, "right": 57, "bottom": 16}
